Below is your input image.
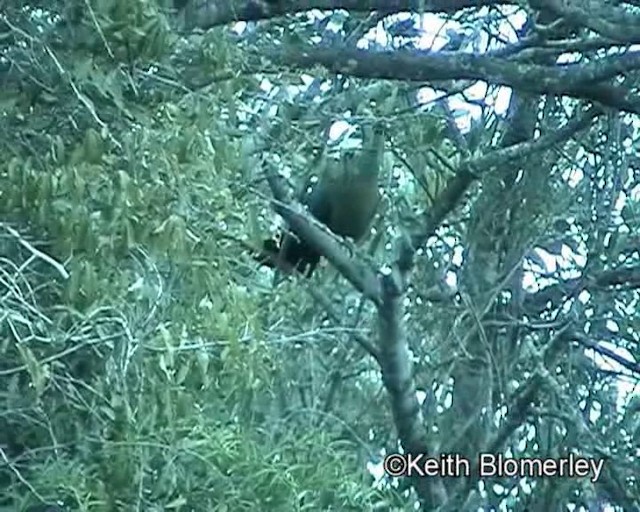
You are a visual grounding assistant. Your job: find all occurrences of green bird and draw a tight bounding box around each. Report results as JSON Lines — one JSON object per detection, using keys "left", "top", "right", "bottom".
{"left": 257, "top": 123, "right": 385, "bottom": 277}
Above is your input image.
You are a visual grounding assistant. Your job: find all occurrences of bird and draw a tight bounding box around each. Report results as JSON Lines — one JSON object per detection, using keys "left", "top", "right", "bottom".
{"left": 256, "top": 123, "right": 385, "bottom": 277}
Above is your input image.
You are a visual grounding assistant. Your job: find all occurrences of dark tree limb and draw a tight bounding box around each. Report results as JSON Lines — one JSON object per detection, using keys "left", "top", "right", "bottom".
{"left": 571, "top": 332, "right": 640, "bottom": 375}
{"left": 268, "top": 46, "right": 640, "bottom": 114}
{"left": 524, "top": 263, "right": 640, "bottom": 315}
{"left": 177, "top": 0, "right": 640, "bottom": 47}
{"left": 177, "top": 0, "right": 506, "bottom": 30}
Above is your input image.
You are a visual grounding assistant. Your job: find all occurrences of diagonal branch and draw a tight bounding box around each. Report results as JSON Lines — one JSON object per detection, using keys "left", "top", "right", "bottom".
{"left": 571, "top": 332, "right": 640, "bottom": 375}
{"left": 410, "top": 106, "right": 600, "bottom": 251}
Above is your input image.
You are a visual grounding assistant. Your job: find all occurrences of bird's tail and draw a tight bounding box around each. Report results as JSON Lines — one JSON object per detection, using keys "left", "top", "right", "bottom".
{"left": 253, "top": 238, "right": 281, "bottom": 269}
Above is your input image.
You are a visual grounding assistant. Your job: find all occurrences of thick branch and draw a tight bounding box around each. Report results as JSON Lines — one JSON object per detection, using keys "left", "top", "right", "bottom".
{"left": 178, "top": 0, "right": 506, "bottom": 30}
{"left": 593, "top": 264, "right": 640, "bottom": 288}
{"left": 269, "top": 46, "right": 640, "bottom": 114}
{"left": 377, "top": 250, "right": 447, "bottom": 509}
{"left": 270, "top": 47, "right": 640, "bottom": 113}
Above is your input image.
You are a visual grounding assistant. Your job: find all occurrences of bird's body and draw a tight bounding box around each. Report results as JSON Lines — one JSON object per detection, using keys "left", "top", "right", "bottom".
{"left": 257, "top": 123, "right": 385, "bottom": 277}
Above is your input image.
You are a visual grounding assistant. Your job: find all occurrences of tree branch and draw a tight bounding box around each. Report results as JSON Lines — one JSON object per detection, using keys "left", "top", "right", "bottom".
{"left": 268, "top": 46, "right": 640, "bottom": 114}
{"left": 377, "top": 237, "right": 448, "bottom": 509}
{"left": 410, "top": 106, "right": 600, "bottom": 252}
{"left": 529, "top": 0, "right": 640, "bottom": 43}
{"left": 177, "top": 0, "right": 507, "bottom": 30}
